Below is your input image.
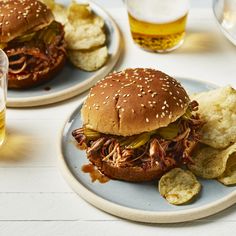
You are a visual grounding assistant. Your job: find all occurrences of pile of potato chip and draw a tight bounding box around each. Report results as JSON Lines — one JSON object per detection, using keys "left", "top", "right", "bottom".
{"left": 41, "top": 0, "right": 108, "bottom": 71}
{"left": 158, "top": 86, "right": 236, "bottom": 205}
{"left": 189, "top": 86, "right": 236, "bottom": 185}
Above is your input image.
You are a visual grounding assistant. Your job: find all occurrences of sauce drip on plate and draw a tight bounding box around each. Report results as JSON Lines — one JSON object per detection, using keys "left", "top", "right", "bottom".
{"left": 82, "top": 164, "right": 110, "bottom": 183}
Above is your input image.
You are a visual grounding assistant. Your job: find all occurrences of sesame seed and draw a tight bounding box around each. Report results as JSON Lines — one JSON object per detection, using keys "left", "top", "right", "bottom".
{"left": 156, "top": 114, "right": 159, "bottom": 118}
{"left": 138, "top": 94, "right": 142, "bottom": 97}
{"left": 146, "top": 118, "right": 149, "bottom": 123}
{"left": 123, "top": 100, "right": 127, "bottom": 103}
{"left": 131, "top": 109, "right": 135, "bottom": 113}
{"left": 162, "top": 106, "right": 165, "bottom": 110}
{"left": 141, "top": 104, "right": 145, "bottom": 107}
{"left": 117, "top": 105, "right": 121, "bottom": 109}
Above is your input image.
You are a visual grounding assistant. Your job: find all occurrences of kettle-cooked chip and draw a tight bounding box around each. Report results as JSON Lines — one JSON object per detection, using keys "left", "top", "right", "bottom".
{"left": 218, "top": 154, "right": 236, "bottom": 185}
{"left": 191, "top": 86, "right": 236, "bottom": 149}
{"left": 67, "top": 2, "right": 92, "bottom": 24}
{"left": 41, "top": 0, "right": 108, "bottom": 71}
{"left": 68, "top": 46, "right": 108, "bottom": 71}
{"left": 53, "top": 3, "right": 67, "bottom": 25}
{"left": 188, "top": 143, "right": 236, "bottom": 179}
{"left": 158, "top": 168, "right": 201, "bottom": 205}
{"left": 65, "top": 23, "right": 106, "bottom": 50}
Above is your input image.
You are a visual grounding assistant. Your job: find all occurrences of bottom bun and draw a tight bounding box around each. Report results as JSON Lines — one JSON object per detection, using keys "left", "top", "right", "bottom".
{"left": 8, "top": 52, "right": 66, "bottom": 89}
{"left": 88, "top": 153, "right": 167, "bottom": 182}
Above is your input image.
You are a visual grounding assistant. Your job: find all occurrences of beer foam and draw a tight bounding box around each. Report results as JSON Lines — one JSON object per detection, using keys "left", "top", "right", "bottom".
{"left": 127, "top": 0, "right": 189, "bottom": 24}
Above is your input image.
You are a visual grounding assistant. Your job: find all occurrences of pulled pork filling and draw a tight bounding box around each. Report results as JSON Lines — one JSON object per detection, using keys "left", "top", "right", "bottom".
{"left": 1, "top": 21, "right": 66, "bottom": 81}
{"left": 72, "top": 101, "right": 203, "bottom": 170}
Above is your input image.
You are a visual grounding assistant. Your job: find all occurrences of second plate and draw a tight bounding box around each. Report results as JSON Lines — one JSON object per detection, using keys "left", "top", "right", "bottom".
{"left": 7, "top": 0, "right": 121, "bottom": 107}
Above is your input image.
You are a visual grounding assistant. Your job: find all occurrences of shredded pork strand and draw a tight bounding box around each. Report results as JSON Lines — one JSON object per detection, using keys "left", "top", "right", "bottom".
{"left": 4, "top": 21, "right": 66, "bottom": 79}
{"left": 72, "top": 101, "right": 203, "bottom": 170}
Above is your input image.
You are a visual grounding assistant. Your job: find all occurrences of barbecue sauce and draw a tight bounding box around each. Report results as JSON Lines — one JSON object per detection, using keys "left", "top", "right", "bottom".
{"left": 82, "top": 164, "right": 110, "bottom": 183}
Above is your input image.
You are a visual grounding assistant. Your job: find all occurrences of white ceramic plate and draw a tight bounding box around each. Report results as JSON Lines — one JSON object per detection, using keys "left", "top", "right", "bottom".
{"left": 59, "top": 78, "right": 236, "bottom": 223}
{"left": 7, "top": 0, "right": 121, "bottom": 107}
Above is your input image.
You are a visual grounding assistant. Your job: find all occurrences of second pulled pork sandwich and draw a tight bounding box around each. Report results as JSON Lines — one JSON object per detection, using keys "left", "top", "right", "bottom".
{"left": 72, "top": 68, "right": 202, "bottom": 182}
{"left": 0, "top": 0, "right": 66, "bottom": 89}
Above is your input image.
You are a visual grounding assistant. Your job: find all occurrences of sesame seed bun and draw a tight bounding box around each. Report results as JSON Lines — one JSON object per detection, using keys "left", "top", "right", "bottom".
{"left": 0, "top": 0, "right": 54, "bottom": 43}
{"left": 82, "top": 68, "right": 190, "bottom": 136}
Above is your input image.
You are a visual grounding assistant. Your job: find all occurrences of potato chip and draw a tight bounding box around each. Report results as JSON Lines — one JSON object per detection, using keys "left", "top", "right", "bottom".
{"left": 67, "top": 2, "right": 91, "bottom": 23}
{"left": 218, "top": 154, "right": 236, "bottom": 185}
{"left": 94, "top": 15, "right": 105, "bottom": 28}
{"left": 42, "top": 0, "right": 108, "bottom": 71}
{"left": 158, "top": 168, "right": 201, "bottom": 205}
{"left": 188, "top": 143, "right": 236, "bottom": 179}
{"left": 191, "top": 86, "right": 236, "bottom": 149}
{"left": 53, "top": 3, "right": 67, "bottom": 25}
{"left": 65, "top": 23, "right": 106, "bottom": 50}
{"left": 68, "top": 46, "right": 108, "bottom": 71}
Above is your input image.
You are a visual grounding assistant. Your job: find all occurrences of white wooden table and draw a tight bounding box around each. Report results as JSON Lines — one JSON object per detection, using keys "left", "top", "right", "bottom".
{"left": 1, "top": 0, "right": 236, "bottom": 235}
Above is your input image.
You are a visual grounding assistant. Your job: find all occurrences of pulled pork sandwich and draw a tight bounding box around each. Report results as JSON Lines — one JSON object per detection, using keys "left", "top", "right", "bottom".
{"left": 72, "top": 68, "right": 203, "bottom": 182}
{"left": 0, "top": 0, "right": 66, "bottom": 89}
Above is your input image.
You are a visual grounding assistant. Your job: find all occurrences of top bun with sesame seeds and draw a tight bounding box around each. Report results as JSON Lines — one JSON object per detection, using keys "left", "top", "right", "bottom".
{"left": 82, "top": 68, "right": 190, "bottom": 136}
{"left": 0, "top": 0, "right": 54, "bottom": 43}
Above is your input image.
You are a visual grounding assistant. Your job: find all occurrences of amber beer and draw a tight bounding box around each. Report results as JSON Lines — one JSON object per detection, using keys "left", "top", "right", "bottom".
{"left": 127, "top": 0, "right": 189, "bottom": 52}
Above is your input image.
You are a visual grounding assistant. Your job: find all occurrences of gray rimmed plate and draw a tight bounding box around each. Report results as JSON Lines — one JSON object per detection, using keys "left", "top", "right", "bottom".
{"left": 7, "top": 0, "right": 121, "bottom": 107}
{"left": 59, "top": 78, "right": 236, "bottom": 223}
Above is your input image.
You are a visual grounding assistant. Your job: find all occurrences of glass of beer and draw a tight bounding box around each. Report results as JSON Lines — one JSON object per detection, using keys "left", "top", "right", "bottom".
{"left": 126, "top": 0, "right": 190, "bottom": 52}
{"left": 0, "top": 49, "right": 8, "bottom": 146}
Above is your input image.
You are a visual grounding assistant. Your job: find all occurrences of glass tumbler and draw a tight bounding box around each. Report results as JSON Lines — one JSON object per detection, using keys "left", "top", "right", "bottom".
{"left": 0, "top": 49, "right": 8, "bottom": 146}
{"left": 126, "top": 0, "right": 190, "bottom": 52}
